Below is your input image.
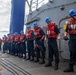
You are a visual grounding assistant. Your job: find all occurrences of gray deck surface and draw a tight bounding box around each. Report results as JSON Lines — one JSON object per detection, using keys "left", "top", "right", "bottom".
{"left": 0, "top": 52, "right": 76, "bottom": 75}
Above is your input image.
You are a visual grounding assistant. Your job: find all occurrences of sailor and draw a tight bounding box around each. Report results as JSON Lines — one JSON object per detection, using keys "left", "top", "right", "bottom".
{"left": 63, "top": 9, "right": 76, "bottom": 72}
{"left": 45, "top": 17, "right": 60, "bottom": 70}
{"left": 11, "top": 33, "right": 15, "bottom": 55}
{"left": 14, "top": 32, "right": 20, "bottom": 56}
{"left": 20, "top": 30, "right": 26, "bottom": 58}
{"left": 9, "top": 31, "right": 13, "bottom": 54}
{"left": 33, "top": 22, "right": 45, "bottom": 64}
{"left": 7, "top": 33, "right": 11, "bottom": 53}
{"left": 3, "top": 35, "right": 7, "bottom": 53}
{"left": 26, "top": 26, "right": 34, "bottom": 61}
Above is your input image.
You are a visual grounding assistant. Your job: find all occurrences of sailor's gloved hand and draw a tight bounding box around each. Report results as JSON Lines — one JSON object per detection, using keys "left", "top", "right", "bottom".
{"left": 63, "top": 36, "right": 69, "bottom": 41}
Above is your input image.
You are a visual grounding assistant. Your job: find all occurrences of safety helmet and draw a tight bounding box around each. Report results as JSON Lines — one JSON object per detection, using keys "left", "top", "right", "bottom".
{"left": 45, "top": 17, "right": 51, "bottom": 23}
{"left": 15, "top": 32, "right": 18, "bottom": 35}
{"left": 20, "top": 30, "right": 24, "bottom": 34}
{"left": 4, "top": 35, "right": 6, "bottom": 37}
{"left": 69, "top": 9, "right": 76, "bottom": 16}
{"left": 33, "top": 22, "right": 38, "bottom": 27}
{"left": 7, "top": 33, "right": 10, "bottom": 36}
{"left": 27, "top": 25, "right": 31, "bottom": 29}
{"left": 10, "top": 31, "right": 13, "bottom": 34}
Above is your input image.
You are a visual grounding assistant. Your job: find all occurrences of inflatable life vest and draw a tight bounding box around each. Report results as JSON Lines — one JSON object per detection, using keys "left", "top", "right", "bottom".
{"left": 26, "top": 30, "right": 33, "bottom": 39}
{"left": 7, "top": 36, "right": 11, "bottom": 42}
{"left": 11, "top": 34, "right": 15, "bottom": 42}
{"left": 3, "top": 37, "right": 7, "bottom": 42}
{"left": 68, "top": 18, "right": 76, "bottom": 34}
{"left": 46, "top": 22, "right": 58, "bottom": 38}
{"left": 20, "top": 34, "right": 26, "bottom": 42}
{"left": 15, "top": 34, "right": 20, "bottom": 42}
{"left": 34, "top": 27, "right": 42, "bottom": 38}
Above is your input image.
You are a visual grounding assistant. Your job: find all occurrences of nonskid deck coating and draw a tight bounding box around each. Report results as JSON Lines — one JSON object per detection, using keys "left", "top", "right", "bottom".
{"left": 0, "top": 52, "right": 76, "bottom": 75}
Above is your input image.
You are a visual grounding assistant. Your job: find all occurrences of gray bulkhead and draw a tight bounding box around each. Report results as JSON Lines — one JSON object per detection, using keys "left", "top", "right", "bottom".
{"left": 26, "top": 0, "right": 76, "bottom": 59}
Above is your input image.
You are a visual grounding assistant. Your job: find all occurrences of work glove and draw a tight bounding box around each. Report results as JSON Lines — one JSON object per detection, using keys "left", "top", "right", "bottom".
{"left": 63, "top": 36, "right": 69, "bottom": 41}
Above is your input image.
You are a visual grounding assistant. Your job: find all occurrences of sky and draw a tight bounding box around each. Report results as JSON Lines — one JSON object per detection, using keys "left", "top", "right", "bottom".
{"left": 0, "top": 0, "right": 11, "bottom": 37}
{"left": 0, "top": 0, "right": 48, "bottom": 38}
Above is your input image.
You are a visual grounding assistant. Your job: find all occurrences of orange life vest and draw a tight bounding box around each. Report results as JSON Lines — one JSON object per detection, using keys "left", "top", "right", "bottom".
{"left": 68, "top": 18, "right": 76, "bottom": 34}
{"left": 26, "top": 30, "right": 33, "bottom": 39}
{"left": 15, "top": 34, "right": 20, "bottom": 42}
{"left": 34, "top": 27, "right": 42, "bottom": 38}
{"left": 11, "top": 34, "right": 15, "bottom": 42}
{"left": 20, "top": 34, "right": 26, "bottom": 42}
{"left": 7, "top": 36, "right": 11, "bottom": 42}
{"left": 3, "top": 37, "right": 7, "bottom": 42}
{"left": 46, "top": 22, "right": 58, "bottom": 38}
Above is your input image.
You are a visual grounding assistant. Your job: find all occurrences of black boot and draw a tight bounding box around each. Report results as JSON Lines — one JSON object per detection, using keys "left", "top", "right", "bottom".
{"left": 20, "top": 55, "right": 23, "bottom": 58}
{"left": 30, "top": 57, "right": 34, "bottom": 61}
{"left": 39, "top": 58, "right": 45, "bottom": 64}
{"left": 23, "top": 56, "right": 26, "bottom": 59}
{"left": 34, "top": 58, "right": 39, "bottom": 62}
{"left": 54, "top": 63, "right": 58, "bottom": 70}
{"left": 45, "top": 62, "right": 52, "bottom": 67}
{"left": 26, "top": 56, "right": 30, "bottom": 60}
{"left": 63, "top": 64, "right": 74, "bottom": 72}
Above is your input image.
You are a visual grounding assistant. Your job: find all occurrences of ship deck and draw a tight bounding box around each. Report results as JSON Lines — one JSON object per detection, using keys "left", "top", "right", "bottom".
{"left": 0, "top": 52, "right": 76, "bottom": 75}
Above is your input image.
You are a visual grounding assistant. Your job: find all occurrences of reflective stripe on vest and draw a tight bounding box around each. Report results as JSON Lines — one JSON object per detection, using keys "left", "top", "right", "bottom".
{"left": 68, "top": 18, "right": 76, "bottom": 34}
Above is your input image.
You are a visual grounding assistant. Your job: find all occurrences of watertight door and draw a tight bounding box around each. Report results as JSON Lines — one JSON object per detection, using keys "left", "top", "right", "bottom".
{"left": 59, "top": 18, "right": 70, "bottom": 60}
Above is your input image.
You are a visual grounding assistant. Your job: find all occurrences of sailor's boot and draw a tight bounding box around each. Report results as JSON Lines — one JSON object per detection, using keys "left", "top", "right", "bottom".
{"left": 63, "top": 64, "right": 74, "bottom": 72}
{"left": 54, "top": 63, "right": 58, "bottom": 70}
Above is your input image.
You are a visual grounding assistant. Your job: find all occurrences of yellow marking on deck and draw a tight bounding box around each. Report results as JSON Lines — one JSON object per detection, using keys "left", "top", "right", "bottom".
{"left": 0, "top": 58, "right": 5, "bottom": 60}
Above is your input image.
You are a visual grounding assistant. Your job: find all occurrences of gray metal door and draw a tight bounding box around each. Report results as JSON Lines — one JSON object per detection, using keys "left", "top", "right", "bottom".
{"left": 59, "top": 17, "right": 70, "bottom": 60}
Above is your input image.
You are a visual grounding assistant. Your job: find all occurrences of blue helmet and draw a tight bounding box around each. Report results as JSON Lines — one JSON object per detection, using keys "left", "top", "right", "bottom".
{"left": 45, "top": 17, "right": 51, "bottom": 23}
{"left": 15, "top": 32, "right": 18, "bottom": 35}
{"left": 4, "top": 35, "right": 6, "bottom": 37}
{"left": 20, "top": 30, "right": 24, "bottom": 34}
{"left": 33, "top": 22, "right": 38, "bottom": 27}
{"left": 10, "top": 31, "right": 13, "bottom": 34}
{"left": 27, "top": 25, "right": 31, "bottom": 29}
{"left": 7, "top": 33, "right": 10, "bottom": 36}
{"left": 69, "top": 9, "right": 76, "bottom": 16}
